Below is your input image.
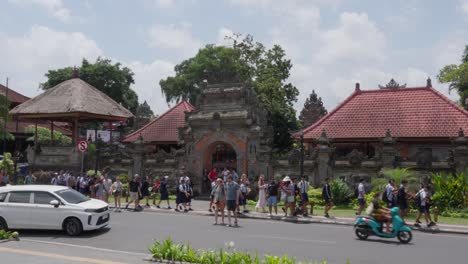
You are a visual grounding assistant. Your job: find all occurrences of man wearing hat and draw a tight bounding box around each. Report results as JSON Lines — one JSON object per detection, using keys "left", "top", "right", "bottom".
{"left": 280, "top": 176, "right": 295, "bottom": 217}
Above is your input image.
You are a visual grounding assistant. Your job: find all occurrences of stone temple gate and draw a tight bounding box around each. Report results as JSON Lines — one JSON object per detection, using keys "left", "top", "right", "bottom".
{"left": 179, "top": 83, "right": 274, "bottom": 195}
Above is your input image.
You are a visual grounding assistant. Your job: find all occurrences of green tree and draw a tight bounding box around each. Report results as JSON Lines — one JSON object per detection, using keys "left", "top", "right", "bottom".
{"left": 25, "top": 126, "right": 71, "bottom": 146}
{"left": 41, "top": 57, "right": 139, "bottom": 113}
{"left": 0, "top": 94, "right": 14, "bottom": 141}
{"left": 159, "top": 34, "right": 299, "bottom": 151}
{"left": 438, "top": 45, "right": 468, "bottom": 109}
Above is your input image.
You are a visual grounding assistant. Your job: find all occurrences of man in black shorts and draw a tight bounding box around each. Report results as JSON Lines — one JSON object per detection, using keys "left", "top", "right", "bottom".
{"left": 224, "top": 175, "right": 240, "bottom": 227}
{"left": 322, "top": 178, "right": 333, "bottom": 218}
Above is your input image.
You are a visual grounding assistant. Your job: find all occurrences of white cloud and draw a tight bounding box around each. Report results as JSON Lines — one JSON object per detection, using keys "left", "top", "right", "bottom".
{"left": 462, "top": 0, "right": 468, "bottom": 14}
{"left": 146, "top": 23, "right": 202, "bottom": 57}
{"left": 314, "top": 12, "right": 386, "bottom": 65}
{"left": 8, "top": 0, "right": 73, "bottom": 22}
{"left": 0, "top": 25, "right": 102, "bottom": 97}
{"left": 126, "top": 60, "right": 175, "bottom": 115}
{"left": 217, "top": 27, "right": 235, "bottom": 46}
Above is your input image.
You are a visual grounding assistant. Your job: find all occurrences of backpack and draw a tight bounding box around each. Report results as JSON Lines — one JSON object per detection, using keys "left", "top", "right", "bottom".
{"left": 414, "top": 191, "right": 422, "bottom": 206}
{"left": 382, "top": 188, "right": 388, "bottom": 202}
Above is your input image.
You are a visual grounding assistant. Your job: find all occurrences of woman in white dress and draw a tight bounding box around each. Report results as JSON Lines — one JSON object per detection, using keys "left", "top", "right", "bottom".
{"left": 255, "top": 175, "right": 268, "bottom": 213}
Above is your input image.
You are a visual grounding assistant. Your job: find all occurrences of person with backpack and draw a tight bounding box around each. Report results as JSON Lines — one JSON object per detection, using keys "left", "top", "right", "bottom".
{"left": 175, "top": 179, "right": 189, "bottom": 212}
{"left": 356, "top": 178, "right": 366, "bottom": 216}
{"left": 397, "top": 180, "right": 410, "bottom": 220}
{"left": 384, "top": 179, "right": 397, "bottom": 208}
{"left": 298, "top": 176, "right": 309, "bottom": 217}
{"left": 267, "top": 177, "right": 279, "bottom": 216}
{"left": 322, "top": 178, "right": 333, "bottom": 218}
{"left": 414, "top": 184, "right": 436, "bottom": 227}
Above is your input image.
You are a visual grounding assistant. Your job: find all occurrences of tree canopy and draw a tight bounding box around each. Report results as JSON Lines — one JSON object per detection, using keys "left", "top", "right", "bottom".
{"left": 41, "top": 57, "right": 139, "bottom": 113}
{"left": 438, "top": 45, "right": 468, "bottom": 109}
{"left": 0, "top": 94, "right": 13, "bottom": 141}
{"left": 159, "top": 34, "right": 299, "bottom": 151}
{"left": 299, "top": 90, "right": 327, "bottom": 128}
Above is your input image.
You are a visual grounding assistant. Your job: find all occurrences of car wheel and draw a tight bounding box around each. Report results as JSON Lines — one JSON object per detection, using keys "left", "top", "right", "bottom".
{"left": 397, "top": 231, "right": 412, "bottom": 244}
{"left": 355, "top": 226, "right": 369, "bottom": 240}
{"left": 64, "top": 218, "right": 83, "bottom": 236}
{"left": 0, "top": 217, "right": 8, "bottom": 230}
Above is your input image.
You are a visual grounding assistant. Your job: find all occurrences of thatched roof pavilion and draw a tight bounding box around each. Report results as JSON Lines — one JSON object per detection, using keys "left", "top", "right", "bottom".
{"left": 9, "top": 78, "right": 133, "bottom": 144}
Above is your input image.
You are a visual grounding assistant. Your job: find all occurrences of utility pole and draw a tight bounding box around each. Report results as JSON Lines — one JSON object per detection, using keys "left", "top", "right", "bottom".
{"left": 300, "top": 129, "right": 304, "bottom": 179}
{"left": 2, "top": 77, "right": 9, "bottom": 155}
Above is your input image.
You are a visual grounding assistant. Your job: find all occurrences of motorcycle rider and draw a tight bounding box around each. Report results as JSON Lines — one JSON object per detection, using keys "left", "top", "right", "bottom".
{"left": 370, "top": 192, "right": 392, "bottom": 233}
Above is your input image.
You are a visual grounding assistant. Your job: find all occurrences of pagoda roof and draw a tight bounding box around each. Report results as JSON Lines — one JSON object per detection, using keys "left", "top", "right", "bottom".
{"left": 302, "top": 85, "right": 468, "bottom": 140}
{"left": 9, "top": 78, "right": 133, "bottom": 121}
{"left": 123, "top": 100, "right": 195, "bottom": 144}
{"left": 0, "top": 84, "right": 30, "bottom": 104}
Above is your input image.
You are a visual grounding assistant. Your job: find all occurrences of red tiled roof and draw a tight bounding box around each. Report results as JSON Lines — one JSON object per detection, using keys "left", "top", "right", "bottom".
{"left": 302, "top": 86, "right": 468, "bottom": 140}
{"left": 123, "top": 100, "right": 195, "bottom": 143}
{"left": 0, "top": 84, "right": 30, "bottom": 104}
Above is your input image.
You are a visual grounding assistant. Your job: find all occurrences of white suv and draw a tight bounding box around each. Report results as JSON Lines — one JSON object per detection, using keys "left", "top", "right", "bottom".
{"left": 0, "top": 185, "right": 110, "bottom": 236}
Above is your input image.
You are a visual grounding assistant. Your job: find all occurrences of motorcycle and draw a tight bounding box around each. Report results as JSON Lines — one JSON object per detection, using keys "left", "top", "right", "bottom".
{"left": 354, "top": 207, "right": 412, "bottom": 244}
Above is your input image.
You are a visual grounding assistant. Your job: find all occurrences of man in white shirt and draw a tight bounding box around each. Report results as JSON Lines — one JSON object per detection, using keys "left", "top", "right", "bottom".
{"left": 357, "top": 179, "right": 366, "bottom": 215}
{"left": 414, "top": 185, "right": 436, "bottom": 227}
{"left": 222, "top": 168, "right": 230, "bottom": 182}
{"left": 103, "top": 174, "right": 113, "bottom": 203}
{"left": 179, "top": 175, "right": 192, "bottom": 210}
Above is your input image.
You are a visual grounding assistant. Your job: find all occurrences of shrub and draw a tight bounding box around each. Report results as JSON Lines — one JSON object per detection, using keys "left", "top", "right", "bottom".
{"left": 330, "top": 179, "right": 353, "bottom": 206}
{"left": 118, "top": 173, "right": 129, "bottom": 184}
{"left": 0, "top": 230, "right": 18, "bottom": 240}
{"left": 372, "top": 168, "right": 419, "bottom": 193}
{"left": 149, "top": 237, "right": 331, "bottom": 264}
{"left": 431, "top": 172, "right": 468, "bottom": 213}
{"left": 86, "top": 169, "right": 102, "bottom": 177}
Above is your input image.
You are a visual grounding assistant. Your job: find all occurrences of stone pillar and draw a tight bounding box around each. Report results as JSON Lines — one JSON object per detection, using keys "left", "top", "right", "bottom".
{"left": 317, "top": 129, "right": 331, "bottom": 186}
{"left": 381, "top": 129, "right": 397, "bottom": 168}
{"left": 453, "top": 128, "right": 468, "bottom": 174}
{"left": 131, "top": 135, "right": 145, "bottom": 177}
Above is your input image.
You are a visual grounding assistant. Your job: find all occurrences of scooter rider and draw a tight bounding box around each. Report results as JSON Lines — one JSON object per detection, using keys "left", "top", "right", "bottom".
{"left": 370, "top": 192, "right": 392, "bottom": 233}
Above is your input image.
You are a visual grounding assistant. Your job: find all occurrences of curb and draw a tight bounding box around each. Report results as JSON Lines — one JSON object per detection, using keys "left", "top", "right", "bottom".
{"left": 109, "top": 206, "right": 468, "bottom": 235}
{"left": 0, "top": 237, "right": 20, "bottom": 244}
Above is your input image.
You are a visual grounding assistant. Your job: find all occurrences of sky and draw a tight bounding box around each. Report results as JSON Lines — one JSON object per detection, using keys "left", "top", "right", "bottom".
{"left": 1, "top": 0, "right": 468, "bottom": 115}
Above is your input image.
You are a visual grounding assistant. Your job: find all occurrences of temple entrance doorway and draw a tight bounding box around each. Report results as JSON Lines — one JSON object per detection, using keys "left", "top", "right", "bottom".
{"left": 202, "top": 141, "right": 237, "bottom": 193}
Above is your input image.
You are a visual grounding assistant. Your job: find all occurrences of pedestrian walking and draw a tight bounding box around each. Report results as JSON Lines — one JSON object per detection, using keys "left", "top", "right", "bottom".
{"left": 125, "top": 175, "right": 142, "bottom": 211}
{"left": 185, "top": 179, "right": 193, "bottom": 211}
{"left": 111, "top": 177, "right": 123, "bottom": 212}
{"left": 67, "top": 173, "right": 77, "bottom": 190}
{"left": 255, "top": 175, "right": 268, "bottom": 213}
{"left": 157, "top": 176, "right": 171, "bottom": 209}
{"left": 322, "top": 178, "right": 333, "bottom": 218}
{"left": 298, "top": 176, "right": 309, "bottom": 217}
{"left": 51, "top": 172, "right": 59, "bottom": 185}
{"left": 152, "top": 177, "right": 161, "bottom": 205}
{"left": 397, "top": 180, "right": 410, "bottom": 219}
{"left": 267, "top": 177, "right": 279, "bottom": 216}
{"left": 102, "top": 174, "right": 113, "bottom": 203}
{"left": 385, "top": 179, "right": 397, "bottom": 208}
{"left": 280, "top": 176, "right": 295, "bottom": 217}
{"left": 79, "top": 175, "right": 89, "bottom": 196}
{"left": 239, "top": 176, "right": 248, "bottom": 213}
{"left": 179, "top": 175, "right": 193, "bottom": 210}
{"left": 225, "top": 175, "right": 240, "bottom": 227}
{"left": 142, "top": 176, "right": 151, "bottom": 207}
{"left": 89, "top": 176, "right": 97, "bottom": 198}
{"left": 95, "top": 179, "right": 105, "bottom": 201}
{"left": 208, "top": 179, "right": 216, "bottom": 212}
{"left": 24, "top": 171, "right": 36, "bottom": 185}
{"left": 212, "top": 178, "right": 226, "bottom": 225}
{"left": 175, "top": 179, "right": 189, "bottom": 212}
{"left": 222, "top": 168, "right": 230, "bottom": 182}
{"left": 414, "top": 184, "right": 436, "bottom": 227}
{"left": 356, "top": 178, "right": 366, "bottom": 215}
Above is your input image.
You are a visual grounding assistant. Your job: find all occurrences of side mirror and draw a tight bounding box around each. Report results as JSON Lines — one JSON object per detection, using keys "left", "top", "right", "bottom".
{"left": 50, "top": 200, "right": 60, "bottom": 208}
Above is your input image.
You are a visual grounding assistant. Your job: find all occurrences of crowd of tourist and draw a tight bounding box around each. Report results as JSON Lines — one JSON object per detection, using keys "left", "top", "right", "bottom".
{"left": 10, "top": 167, "right": 438, "bottom": 229}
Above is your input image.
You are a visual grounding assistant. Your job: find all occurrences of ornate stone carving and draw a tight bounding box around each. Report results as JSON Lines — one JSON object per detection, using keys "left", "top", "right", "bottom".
{"left": 378, "top": 79, "right": 407, "bottom": 89}
{"left": 416, "top": 148, "right": 432, "bottom": 169}
{"left": 288, "top": 148, "right": 301, "bottom": 165}
{"left": 347, "top": 148, "right": 365, "bottom": 166}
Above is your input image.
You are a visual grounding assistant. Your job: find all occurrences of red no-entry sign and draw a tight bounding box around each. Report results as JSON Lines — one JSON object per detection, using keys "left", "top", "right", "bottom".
{"left": 77, "top": 139, "right": 88, "bottom": 153}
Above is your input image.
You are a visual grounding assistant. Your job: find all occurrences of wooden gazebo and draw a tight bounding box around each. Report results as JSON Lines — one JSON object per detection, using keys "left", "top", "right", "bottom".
{"left": 9, "top": 77, "right": 133, "bottom": 169}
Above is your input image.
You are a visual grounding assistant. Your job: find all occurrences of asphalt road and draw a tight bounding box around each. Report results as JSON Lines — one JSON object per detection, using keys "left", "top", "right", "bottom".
{"left": 2, "top": 209, "right": 468, "bottom": 264}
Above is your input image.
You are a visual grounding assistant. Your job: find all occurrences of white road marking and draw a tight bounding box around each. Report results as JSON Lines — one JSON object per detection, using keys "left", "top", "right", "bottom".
{"left": 0, "top": 247, "right": 128, "bottom": 264}
{"left": 244, "top": 234, "right": 337, "bottom": 245}
{"left": 20, "top": 239, "right": 148, "bottom": 256}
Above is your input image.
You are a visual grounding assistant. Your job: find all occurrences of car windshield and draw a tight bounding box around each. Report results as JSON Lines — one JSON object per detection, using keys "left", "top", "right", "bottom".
{"left": 55, "top": 189, "right": 90, "bottom": 204}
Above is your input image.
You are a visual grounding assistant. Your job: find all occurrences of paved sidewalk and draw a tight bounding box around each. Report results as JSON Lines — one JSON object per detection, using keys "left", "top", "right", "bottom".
{"left": 119, "top": 199, "right": 468, "bottom": 235}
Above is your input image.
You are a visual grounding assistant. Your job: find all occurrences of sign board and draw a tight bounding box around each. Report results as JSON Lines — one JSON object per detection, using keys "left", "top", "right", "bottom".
{"left": 77, "top": 139, "right": 88, "bottom": 153}
{"left": 86, "top": 130, "right": 114, "bottom": 143}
